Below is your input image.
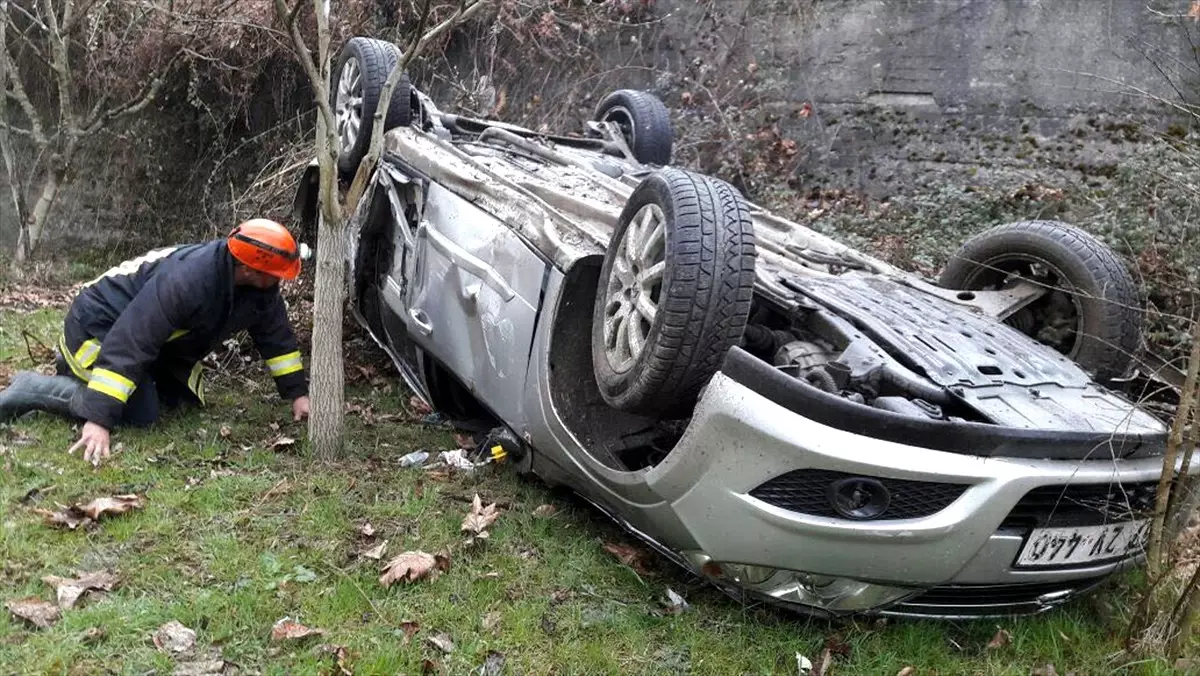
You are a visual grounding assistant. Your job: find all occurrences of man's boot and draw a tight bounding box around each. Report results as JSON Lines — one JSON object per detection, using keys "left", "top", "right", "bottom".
{"left": 0, "top": 371, "right": 83, "bottom": 423}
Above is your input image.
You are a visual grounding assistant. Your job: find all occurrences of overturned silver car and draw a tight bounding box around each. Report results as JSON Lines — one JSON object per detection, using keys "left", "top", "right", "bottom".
{"left": 294, "top": 37, "right": 1186, "bottom": 618}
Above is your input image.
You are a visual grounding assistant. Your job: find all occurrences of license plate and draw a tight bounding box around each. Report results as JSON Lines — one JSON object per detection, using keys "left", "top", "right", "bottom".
{"left": 1016, "top": 520, "right": 1149, "bottom": 567}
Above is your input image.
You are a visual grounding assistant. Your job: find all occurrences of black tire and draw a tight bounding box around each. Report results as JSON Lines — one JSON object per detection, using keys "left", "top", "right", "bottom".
{"left": 939, "top": 220, "right": 1143, "bottom": 381}
{"left": 593, "top": 89, "right": 674, "bottom": 165}
{"left": 591, "top": 168, "right": 757, "bottom": 417}
{"left": 331, "top": 37, "right": 413, "bottom": 177}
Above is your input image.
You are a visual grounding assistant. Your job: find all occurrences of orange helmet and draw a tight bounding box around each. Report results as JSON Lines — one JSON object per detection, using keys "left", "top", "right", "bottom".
{"left": 227, "top": 219, "right": 301, "bottom": 280}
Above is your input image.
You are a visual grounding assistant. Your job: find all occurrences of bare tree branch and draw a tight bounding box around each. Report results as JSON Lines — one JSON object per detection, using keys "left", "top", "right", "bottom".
{"left": 61, "top": 0, "right": 105, "bottom": 34}
{"left": 82, "top": 69, "right": 172, "bottom": 134}
{"left": 1, "top": 32, "right": 46, "bottom": 145}
{"left": 274, "top": 0, "right": 331, "bottom": 134}
{"left": 345, "top": 0, "right": 490, "bottom": 208}
{"left": 287, "top": 0, "right": 307, "bottom": 32}
{"left": 1149, "top": 320, "right": 1200, "bottom": 573}
{"left": 8, "top": 1, "right": 47, "bottom": 32}
{"left": 40, "top": 0, "right": 77, "bottom": 132}
{"left": 0, "top": 118, "right": 32, "bottom": 136}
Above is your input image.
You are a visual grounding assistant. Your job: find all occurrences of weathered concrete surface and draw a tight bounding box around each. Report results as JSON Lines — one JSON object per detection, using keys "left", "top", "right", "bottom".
{"left": 647, "top": 0, "right": 1197, "bottom": 195}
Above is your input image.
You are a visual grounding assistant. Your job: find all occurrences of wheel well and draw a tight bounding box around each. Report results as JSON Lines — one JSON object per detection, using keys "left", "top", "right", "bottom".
{"left": 547, "top": 256, "right": 673, "bottom": 471}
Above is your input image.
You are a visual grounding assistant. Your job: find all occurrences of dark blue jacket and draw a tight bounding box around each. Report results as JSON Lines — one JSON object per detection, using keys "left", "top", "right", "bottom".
{"left": 59, "top": 240, "right": 307, "bottom": 428}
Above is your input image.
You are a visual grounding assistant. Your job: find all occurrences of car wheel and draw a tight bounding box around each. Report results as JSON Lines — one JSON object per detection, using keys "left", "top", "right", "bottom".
{"left": 593, "top": 89, "right": 674, "bottom": 165}
{"left": 331, "top": 37, "right": 413, "bottom": 177}
{"left": 591, "top": 168, "right": 757, "bottom": 417}
{"left": 939, "top": 220, "right": 1143, "bottom": 381}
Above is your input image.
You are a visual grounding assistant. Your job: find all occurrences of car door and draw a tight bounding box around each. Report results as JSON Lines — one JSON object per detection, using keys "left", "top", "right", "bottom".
{"left": 400, "top": 181, "right": 548, "bottom": 427}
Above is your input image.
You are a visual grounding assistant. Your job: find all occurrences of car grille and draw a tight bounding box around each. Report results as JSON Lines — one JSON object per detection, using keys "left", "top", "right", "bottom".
{"left": 748, "top": 469, "right": 968, "bottom": 520}
{"left": 885, "top": 577, "right": 1107, "bottom": 618}
{"left": 1000, "top": 481, "right": 1159, "bottom": 530}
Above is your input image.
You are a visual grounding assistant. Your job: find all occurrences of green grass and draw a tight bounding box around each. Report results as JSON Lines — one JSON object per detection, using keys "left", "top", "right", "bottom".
{"left": 0, "top": 306, "right": 1188, "bottom": 674}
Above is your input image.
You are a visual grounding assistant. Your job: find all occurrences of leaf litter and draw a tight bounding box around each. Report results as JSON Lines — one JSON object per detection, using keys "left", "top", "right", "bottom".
{"left": 271, "top": 617, "right": 327, "bottom": 642}
{"left": 153, "top": 620, "right": 197, "bottom": 654}
{"left": 602, "top": 541, "right": 656, "bottom": 576}
{"left": 379, "top": 551, "right": 450, "bottom": 586}
{"left": 461, "top": 493, "right": 501, "bottom": 545}
{"left": 42, "top": 570, "right": 118, "bottom": 608}
{"left": 32, "top": 493, "right": 145, "bottom": 530}
{"left": 5, "top": 597, "right": 60, "bottom": 628}
{"left": 426, "top": 632, "right": 454, "bottom": 654}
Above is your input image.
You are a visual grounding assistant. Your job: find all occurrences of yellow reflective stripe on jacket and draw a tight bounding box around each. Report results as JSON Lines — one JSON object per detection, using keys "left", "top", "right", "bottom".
{"left": 168, "top": 329, "right": 189, "bottom": 342}
{"left": 59, "top": 334, "right": 100, "bottom": 380}
{"left": 76, "top": 339, "right": 100, "bottom": 368}
{"left": 88, "top": 368, "right": 136, "bottom": 403}
{"left": 265, "top": 351, "right": 303, "bottom": 378}
{"left": 188, "top": 362, "right": 205, "bottom": 405}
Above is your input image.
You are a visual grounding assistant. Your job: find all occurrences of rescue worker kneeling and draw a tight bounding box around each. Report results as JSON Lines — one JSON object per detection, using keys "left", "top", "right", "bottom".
{"left": 0, "top": 219, "right": 312, "bottom": 465}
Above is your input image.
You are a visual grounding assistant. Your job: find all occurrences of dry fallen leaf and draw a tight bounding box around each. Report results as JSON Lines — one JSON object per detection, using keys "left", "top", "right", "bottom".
{"left": 32, "top": 506, "right": 89, "bottom": 530}
{"left": 172, "top": 658, "right": 227, "bottom": 676}
{"left": 219, "top": 425, "right": 231, "bottom": 438}
{"left": 422, "top": 658, "right": 441, "bottom": 675}
{"left": 153, "top": 620, "right": 197, "bottom": 654}
{"left": 80, "top": 494, "right": 145, "bottom": 520}
{"left": 359, "top": 522, "right": 376, "bottom": 538}
{"left": 426, "top": 632, "right": 454, "bottom": 654}
{"left": 897, "top": 668, "right": 915, "bottom": 676}
{"left": 270, "top": 617, "right": 326, "bottom": 642}
{"left": 532, "top": 504, "right": 558, "bottom": 518}
{"left": 825, "top": 633, "right": 852, "bottom": 658}
{"left": 482, "top": 611, "right": 501, "bottom": 632}
{"left": 409, "top": 395, "right": 433, "bottom": 416}
{"left": 33, "top": 493, "right": 146, "bottom": 530}
{"left": 986, "top": 628, "right": 1012, "bottom": 650}
{"left": 550, "top": 588, "right": 573, "bottom": 604}
{"left": 479, "top": 650, "right": 505, "bottom": 676}
{"left": 320, "top": 644, "right": 353, "bottom": 676}
{"left": 813, "top": 648, "right": 833, "bottom": 676}
{"left": 379, "top": 551, "right": 448, "bottom": 586}
{"left": 361, "top": 540, "right": 388, "bottom": 561}
{"left": 42, "top": 570, "right": 118, "bottom": 609}
{"left": 399, "top": 620, "right": 421, "bottom": 641}
{"left": 1030, "top": 666, "right": 1058, "bottom": 676}
{"left": 270, "top": 436, "right": 297, "bottom": 450}
{"left": 5, "top": 597, "right": 60, "bottom": 628}
{"left": 602, "top": 541, "right": 655, "bottom": 576}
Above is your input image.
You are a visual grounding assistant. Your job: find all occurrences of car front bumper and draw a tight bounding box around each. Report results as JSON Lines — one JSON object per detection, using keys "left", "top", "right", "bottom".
{"left": 639, "top": 357, "right": 1180, "bottom": 618}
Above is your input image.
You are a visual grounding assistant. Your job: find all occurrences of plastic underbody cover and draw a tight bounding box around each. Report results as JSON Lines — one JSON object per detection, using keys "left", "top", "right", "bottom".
{"left": 783, "top": 273, "right": 1166, "bottom": 435}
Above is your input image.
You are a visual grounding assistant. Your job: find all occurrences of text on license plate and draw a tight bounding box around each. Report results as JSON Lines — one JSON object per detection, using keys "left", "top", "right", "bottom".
{"left": 1016, "top": 520, "right": 1149, "bottom": 567}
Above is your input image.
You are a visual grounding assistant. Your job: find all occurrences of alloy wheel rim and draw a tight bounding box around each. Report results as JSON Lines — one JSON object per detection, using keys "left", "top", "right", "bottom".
{"left": 603, "top": 203, "right": 667, "bottom": 371}
{"left": 335, "top": 57, "right": 364, "bottom": 154}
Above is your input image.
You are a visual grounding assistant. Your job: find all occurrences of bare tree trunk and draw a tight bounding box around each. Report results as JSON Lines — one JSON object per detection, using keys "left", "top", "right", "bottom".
{"left": 307, "top": 206, "right": 346, "bottom": 458}
{"left": 1150, "top": 321, "right": 1200, "bottom": 573}
{"left": 0, "top": 0, "right": 25, "bottom": 269}
{"left": 17, "top": 167, "right": 61, "bottom": 262}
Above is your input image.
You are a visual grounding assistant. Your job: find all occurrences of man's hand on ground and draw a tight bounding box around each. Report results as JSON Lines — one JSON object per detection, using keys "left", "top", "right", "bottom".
{"left": 68, "top": 421, "right": 112, "bottom": 467}
{"left": 292, "top": 395, "right": 310, "bottom": 421}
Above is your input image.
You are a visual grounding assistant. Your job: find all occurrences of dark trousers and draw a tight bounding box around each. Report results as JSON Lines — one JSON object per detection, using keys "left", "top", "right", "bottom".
{"left": 55, "top": 357, "right": 196, "bottom": 428}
